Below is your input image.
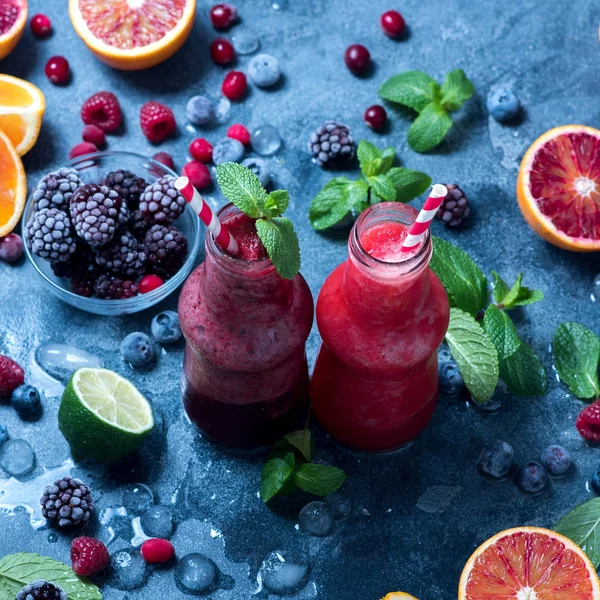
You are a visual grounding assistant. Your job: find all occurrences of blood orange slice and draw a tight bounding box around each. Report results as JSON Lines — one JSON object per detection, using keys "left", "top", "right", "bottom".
{"left": 459, "top": 527, "right": 600, "bottom": 600}
{"left": 0, "top": 129, "right": 26, "bottom": 238}
{"left": 0, "top": 0, "right": 27, "bottom": 61}
{"left": 69, "top": 0, "right": 196, "bottom": 71}
{"left": 517, "top": 125, "right": 600, "bottom": 252}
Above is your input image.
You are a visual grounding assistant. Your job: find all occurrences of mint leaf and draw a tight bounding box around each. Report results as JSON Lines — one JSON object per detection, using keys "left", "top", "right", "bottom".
{"left": 440, "top": 69, "right": 475, "bottom": 112}
{"left": 500, "top": 273, "right": 524, "bottom": 307}
{"left": 347, "top": 179, "right": 369, "bottom": 213}
{"left": 512, "top": 285, "right": 544, "bottom": 307}
{"left": 379, "top": 147, "right": 396, "bottom": 174}
{"left": 446, "top": 308, "right": 499, "bottom": 404}
{"left": 379, "top": 71, "right": 440, "bottom": 113}
{"left": 308, "top": 177, "right": 353, "bottom": 230}
{"left": 553, "top": 322, "right": 600, "bottom": 400}
{"left": 264, "top": 189, "right": 289, "bottom": 217}
{"left": 283, "top": 430, "right": 312, "bottom": 461}
{"left": 491, "top": 272, "right": 543, "bottom": 309}
{"left": 500, "top": 342, "right": 547, "bottom": 397}
{"left": 407, "top": 102, "right": 453, "bottom": 153}
{"left": 491, "top": 271, "right": 510, "bottom": 303}
{"left": 368, "top": 174, "right": 396, "bottom": 202}
{"left": 483, "top": 305, "right": 521, "bottom": 360}
{"left": 555, "top": 498, "right": 600, "bottom": 567}
{"left": 430, "top": 237, "right": 488, "bottom": 316}
{"left": 216, "top": 162, "right": 267, "bottom": 218}
{"left": 261, "top": 456, "right": 295, "bottom": 502}
{"left": 386, "top": 167, "right": 432, "bottom": 203}
{"left": 357, "top": 140, "right": 382, "bottom": 176}
{"left": 293, "top": 463, "right": 347, "bottom": 496}
{"left": 255, "top": 217, "right": 301, "bottom": 280}
{"left": 0, "top": 553, "right": 101, "bottom": 600}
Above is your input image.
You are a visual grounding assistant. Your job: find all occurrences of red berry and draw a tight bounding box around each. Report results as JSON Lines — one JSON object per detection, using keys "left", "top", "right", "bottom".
{"left": 577, "top": 401, "right": 600, "bottom": 443}
{"left": 0, "top": 233, "right": 23, "bottom": 263}
{"left": 139, "top": 274, "right": 164, "bottom": 294}
{"left": 71, "top": 537, "right": 110, "bottom": 576}
{"left": 81, "top": 91, "right": 122, "bottom": 133}
{"left": 364, "top": 105, "right": 387, "bottom": 131}
{"left": 183, "top": 161, "right": 212, "bottom": 191}
{"left": 210, "top": 4, "right": 237, "bottom": 29}
{"left": 153, "top": 151, "right": 176, "bottom": 171}
{"left": 141, "top": 538, "right": 175, "bottom": 563}
{"left": 222, "top": 71, "right": 247, "bottom": 101}
{"left": 227, "top": 124, "right": 250, "bottom": 146}
{"left": 68, "top": 142, "right": 97, "bottom": 159}
{"left": 30, "top": 14, "right": 52, "bottom": 37}
{"left": 344, "top": 44, "right": 370, "bottom": 75}
{"left": 189, "top": 138, "right": 213, "bottom": 163}
{"left": 210, "top": 37, "right": 235, "bottom": 65}
{"left": 380, "top": 10, "right": 405, "bottom": 39}
{"left": 140, "top": 101, "right": 177, "bottom": 144}
{"left": 82, "top": 124, "right": 106, "bottom": 147}
{"left": 45, "top": 56, "right": 70, "bottom": 85}
{"left": 0, "top": 355, "right": 24, "bottom": 397}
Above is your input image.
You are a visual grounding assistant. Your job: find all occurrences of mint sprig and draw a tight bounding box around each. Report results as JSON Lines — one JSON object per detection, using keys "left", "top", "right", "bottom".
{"left": 308, "top": 140, "right": 431, "bottom": 230}
{"left": 379, "top": 69, "right": 475, "bottom": 153}
{"left": 555, "top": 498, "right": 600, "bottom": 567}
{"left": 216, "top": 162, "right": 301, "bottom": 279}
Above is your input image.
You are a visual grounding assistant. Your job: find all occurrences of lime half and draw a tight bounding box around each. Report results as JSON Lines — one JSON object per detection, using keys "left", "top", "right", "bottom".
{"left": 59, "top": 367, "right": 154, "bottom": 462}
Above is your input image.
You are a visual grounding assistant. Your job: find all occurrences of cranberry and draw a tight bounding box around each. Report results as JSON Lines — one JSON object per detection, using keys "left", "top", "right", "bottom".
{"left": 183, "top": 161, "right": 212, "bottom": 191}
{"left": 30, "top": 14, "right": 52, "bottom": 37}
{"left": 152, "top": 151, "right": 176, "bottom": 171}
{"left": 82, "top": 124, "right": 106, "bottom": 147}
{"left": 189, "top": 138, "right": 213, "bottom": 163}
{"left": 344, "top": 44, "right": 370, "bottom": 75}
{"left": 141, "top": 539, "right": 175, "bottom": 564}
{"left": 0, "top": 234, "right": 23, "bottom": 263}
{"left": 380, "top": 10, "right": 405, "bottom": 39}
{"left": 364, "top": 105, "right": 387, "bottom": 131}
{"left": 45, "top": 56, "right": 70, "bottom": 85}
{"left": 139, "top": 275, "right": 164, "bottom": 294}
{"left": 210, "top": 4, "right": 238, "bottom": 29}
{"left": 210, "top": 38, "right": 235, "bottom": 65}
{"left": 222, "top": 71, "right": 247, "bottom": 101}
{"left": 68, "top": 142, "right": 97, "bottom": 159}
{"left": 227, "top": 124, "right": 250, "bottom": 146}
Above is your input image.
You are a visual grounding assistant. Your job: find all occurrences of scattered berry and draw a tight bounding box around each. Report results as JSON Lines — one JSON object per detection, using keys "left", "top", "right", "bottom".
{"left": 16, "top": 581, "right": 67, "bottom": 600}
{"left": 212, "top": 137, "right": 245, "bottom": 165}
{"left": 143, "top": 224, "right": 188, "bottom": 279}
{"left": 139, "top": 176, "right": 186, "bottom": 224}
{"left": 248, "top": 53, "right": 281, "bottom": 88}
{"left": 71, "top": 537, "right": 110, "bottom": 576}
{"left": 210, "top": 3, "right": 238, "bottom": 29}
{"left": 0, "top": 424, "right": 7, "bottom": 445}
{"left": 45, "top": 56, "right": 70, "bottom": 84}
{"left": 140, "top": 101, "right": 177, "bottom": 143}
{"left": 0, "top": 356, "right": 24, "bottom": 397}
{"left": 121, "top": 332, "right": 155, "bottom": 367}
{"left": 344, "top": 44, "right": 370, "bottom": 75}
{"left": 186, "top": 95, "right": 213, "bottom": 126}
{"left": 189, "top": 138, "right": 213, "bottom": 163}
{"left": 25, "top": 208, "right": 76, "bottom": 262}
{"left": 32, "top": 167, "right": 83, "bottom": 212}
{"left": 0, "top": 233, "right": 23, "bottom": 263}
{"left": 478, "top": 440, "right": 514, "bottom": 479}
{"left": 436, "top": 184, "right": 471, "bottom": 227}
{"left": 380, "top": 10, "right": 405, "bottom": 38}
{"left": 82, "top": 124, "right": 106, "bottom": 147}
{"left": 364, "top": 105, "right": 387, "bottom": 131}
{"left": 309, "top": 121, "right": 356, "bottom": 167}
{"left": 68, "top": 141, "right": 98, "bottom": 159}
{"left": 487, "top": 86, "right": 520, "bottom": 123}
{"left": 183, "top": 160, "right": 212, "bottom": 191}
{"left": 81, "top": 91, "right": 122, "bottom": 132}
{"left": 153, "top": 152, "right": 176, "bottom": 172}
{"left": 94, "top": 231, "right": 147, "bottom": 279}
{"left": 222, "top": 70, "right": 247, "bottom": 101}
{"left": 151, "top": 311, "right": 182, "bottom": 344}
{"left": 515, "top": 462, "right": 548, "bottom": 494}
{"left": 141, "top": 538, "right": 175, "bottom": 563}
{"left": 41, "top": 477, "right": 95, "bottom": 528}
{"left": 11, "top": 385, "right": 42, "bottom": 420}
{"left": 105, "top": 170, "right": 148, "bottom": 207}
{"left": 438, "top": 360, "right": 464, "bottom": 396}
{"left": 228, "top": 123, "right": 251, "bottom": 146}
{"left": 576, "top": 400, "right": 600, "bottom": 443}
{"left": 139, "top": 274, "right": 164, "bottom": 294}
{"left": 592, "top": 466, "right": 600, "bottom": 495}
{"left": 94, "top": 275, "right": 138, "bottom": 300}
{"left": 210, "top": 37, "right": 235, "bottom": 65}
{"left": 540, "top": 445, "right": 571, "bottom": 476}
{"left": 241, "top": 157, "right": 270, "bottom": 187}
{"left": 30, "top": 13, "right": 52, "bottom": 37}
{"left": 71, "top": 271, "right": 96, "bottom": 298}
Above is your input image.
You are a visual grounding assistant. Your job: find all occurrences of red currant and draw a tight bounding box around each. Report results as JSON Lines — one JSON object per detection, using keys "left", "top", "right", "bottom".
{"left": 183, "top": 161, "right": 212, "bottom": 191}
{"left": 141, "top": 539, "right": 175, "bottom": 564}
{"left": 227, "top": 124, "right": 250, "bottom": 146}
{"left": 222, "top": 71, "right": 247, "bottom": 101}
{"left": 210, "top": 4, "right": 237, "bottom": 29}
{"left": 189, "top": 138, "right": 213, "bottom": 163}
{"left": 344, "top": 44, "right": 370, "bottom": 75}
{"left": 364, "top": 105, "right": 387, "bottom": 131}
{"left": 30, "top": 14, "right": 52, "bottom": 37}
{"left": 380, "top": 10, "right": 405, "bottom": 39}
{"left": 210, "top": 38, "right": 235, "bottom": 65}
{"left": 45, "top": 56, "right": 70, "bottom": 85}
{"left": 139, "top": 275, "right": 164, "bottom": 294}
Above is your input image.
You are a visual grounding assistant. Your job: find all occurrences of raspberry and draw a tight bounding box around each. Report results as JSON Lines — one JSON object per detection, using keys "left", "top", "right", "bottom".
{"left": 182, "top": 161, "right": 211, "bottom": 191}
{"left": 69, "top": 142, "right": 97, "bottom": 159}
{"left": 94, "top": 231, "right": 147, "bottom": 278}
{"left": 94, "top": 275, "right": 138, "bottom": 299}
{"left": 139, "top": 274, "right": 164, "bottom": 294}
{"left": 71, "top": 537, "right": 110, "bottom": 576}
{"left": 189, "top": 138, "right": 213, "bottom": 163}
{"left": 141, "top": 538, "right": 174, "bottom": 563}
{"left": 222, "top": 71, "right": 247, "bottom": 101}
{"left": 227, "top": 124, "right": 250, "bottom": 146}
{"left": 81, "top": 91, "right": 122, "bottom": 133}
{"left": 30, "top": 14, "right": 52, "bottom": 37}
{"left": 576, "top": 401, "right": 600, "bottom": 443}
{"left": 139, "top": 176, "right": 186, "bottom": 225}
{"left": 143, "top": 224, "right": 188, "bottom": 279}
{"left": 82, "top": 124, "right": 106, "bottom": 147}
{"left": 0, "top": 355, "right": 24, "bottom": 397}
{"left": 140, "top": 101, "right": 176, "bottom": 143}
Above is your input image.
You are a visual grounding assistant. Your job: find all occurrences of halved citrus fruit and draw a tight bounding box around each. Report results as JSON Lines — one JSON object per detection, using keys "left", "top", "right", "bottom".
{"left": 0, "top": 0, "right": 27, "bottom": 61}
{"left": 459, "top": 526, "right": 600, "bottom": 600}
{"left": 0, "top": 129, "right": 26, "bottom": 237}
{"left": 0, "top": 74, "right": 45, "bottom": 156}
{"left": 69, "top": 0, "right": 196, "bottom": 71}
{"left": 517, "top": 125, "right": 600, "bottom": 252}
{"left": 381, "top": 594, "right": 418, "bottom": 600}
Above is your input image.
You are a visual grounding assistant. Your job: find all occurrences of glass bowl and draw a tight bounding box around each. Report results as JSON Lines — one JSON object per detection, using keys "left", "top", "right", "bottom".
{"left": 22, "top": 151, "right": 202, "bottom": 316}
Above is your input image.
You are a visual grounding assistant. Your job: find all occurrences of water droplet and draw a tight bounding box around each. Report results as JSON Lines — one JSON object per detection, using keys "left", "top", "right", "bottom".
{"left": 252, "top": 125, "right": 282, "bottom": 156}
{"left": 141, "top": 504, "right": 174, "bottom": 539}
{"left": 299, "top": 501, "right": 333, "bottom": 536}
{"left": 47, "top": 532, "right": 58, "bottom": 543}
{"left": 175, "top": 553, "right": 218, "bottom": 594}
{"left": 232, "top": 28, "right": 260, "bottom": 55}
{"left": 215, "top": 98, "right": 231, "bottom": 124}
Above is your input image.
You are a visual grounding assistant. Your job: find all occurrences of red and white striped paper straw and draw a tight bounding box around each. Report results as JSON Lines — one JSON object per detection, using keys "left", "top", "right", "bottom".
{"left": 175, "top": 176, "right": 239, "bottom": 257}
{"left": 400, "top": 184, "right": 448, "bottom": 252}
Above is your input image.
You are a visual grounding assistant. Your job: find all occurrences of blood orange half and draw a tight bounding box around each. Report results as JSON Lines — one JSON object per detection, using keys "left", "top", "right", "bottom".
{"left": 517, "top": 125, "right": 600, "bottom": 252}
{"left": 459, "top": 527, "right": 600, "bottom": 600}
{"left": 69, "top": 0, "right": 196, "bottom": 71}
{"left": 0, "top": 0, "right": 27, "bottom": 61}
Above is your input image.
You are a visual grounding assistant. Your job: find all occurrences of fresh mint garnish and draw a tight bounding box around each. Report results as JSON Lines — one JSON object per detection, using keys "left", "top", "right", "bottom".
{"left": 379, "top": 69, "right": 475, "bottom": 153}
{"left": 308, "top": 140, "right": 431, "bottom": 230}
{"left": 492, "top": 271, "right": 544, "bottom": 309}
{"left": 293, "top": 463, "right": 347, "bottom": 496}
{"left": 555, "top": 498, "right": 600, "bottom": 567}
{"left": 483, "top": 304, "right": 521, "bottom": 360}
{"left": 261, "top": 454, "right": 296, "bottom": 503}
{"left": 216, "top": 162, "right": 301, "bottom": 279}
{"left": 500, "top": 342, "right": 547, "bottom": 397}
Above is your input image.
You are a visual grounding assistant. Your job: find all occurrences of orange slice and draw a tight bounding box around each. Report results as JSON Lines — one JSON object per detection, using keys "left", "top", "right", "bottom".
{"left": 0, "top": 74, "right": 45, "bottom": 156}
{"left": 69, "top": 0, "right": 196, "bottom": 71}
{"left": 459, "top": 526, "right": 600, "bottom": 600}
{"left": 0, "top": 0, "right": 27, "bottom": 61}
{"left": 381, "top": 594, "right": 419, "bottom": 600}
{"left": 517, "top": 125, "right": 600, "bottom": 252}
{"left": 0, "top": 129, "right": 26, "bottom": 237}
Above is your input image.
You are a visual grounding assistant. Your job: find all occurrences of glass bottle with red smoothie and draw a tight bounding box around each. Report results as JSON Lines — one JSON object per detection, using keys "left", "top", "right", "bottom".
{"left": 179, "top": 204, "right": 314, "bottom": 448}
{"left": 311, "top": 202, "right": 449, "bottom": 452}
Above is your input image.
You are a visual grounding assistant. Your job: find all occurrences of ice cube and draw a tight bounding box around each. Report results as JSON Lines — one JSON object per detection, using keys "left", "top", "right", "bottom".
{"left": 232, "top": 28, "right": 260, "bottom": 55}
{"left": 0, "top": 439, "right": 35, "bottom": 477}
{"left": 252, "top": 125, "right": 282, "bottom": 156}
{"left": 141, "top": 504, "right": 174, "bottom": 539}
{"left": 34, "top": 343, "right": 103, "bottom": 383}
{"left": 110, "top": 549, "right": 148, "bottom": 590}
{"left": 175, "top": 553, "right": 218, "bottom": 594}
{"left": 299, "top": 501, "right": 333, "bottom": 536}
{"left": 215, "top": 98, "right": 231, "bottom": 124}
{"left": 258, "top": 550, "right": 310, "bottom": 595}
{"left": 122, "top": 483, "right": 154, "bottom": 515}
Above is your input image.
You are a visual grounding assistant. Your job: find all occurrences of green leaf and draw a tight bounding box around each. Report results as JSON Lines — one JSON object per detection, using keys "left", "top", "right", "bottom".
{"left": 283, "top": 430, "right": 312, "bottom": 462}
{"left": 555, "top": 498, "right": 600, "bottom": 568}
{"left": 430, "top": 237, "right": 488, "bottom": 316}
{"left": 407, "top": 102, "right": 453, "bottom": 153}
{"left": 553, "top": 322, "right": 600, "bottom": 400}
{"left": 446, "top": 308, "right": 499, "bottom": 404}
{"left": 357, "top": 140, "right": 382, "bottom": 176}
{"left": 483, "top": 304, "right": 521, "bottom": 360}
{"left": 491, "top": 271, "right": 543, "bottom": 309}
{"left": 440, "top": 69, "right": 475, "bottom": 112}
{"left": 379, "top": 71, "right": 440, "bottom": 113}
{"left": 347, "top": 179, "right": 369, "bottom": 213}
{"left": 512, "top": 286, "right": 544, "bottom": 307}
{"left": 261, "top": 456, "right": 295, "bottom": 502}
{"left": 255, "top": 217, "right": 301, "bottom": 280}
{"left": 264, "top": 189, "right": 289, "bottom": 217}
{"left": 379, "top": 147, "right": 396, "bottom": 174}
{"left": 216, "top": 162, "right": 267, "bottom": 218}
{"left": 0, "top": 553, "right": 102, "bottom": 600}
{"left": 491, "top": 271, "right": 510, "bottom": 303}
{"left": 293, "top": 463, "right": 347, "bottom": 496}
{"left": 308, "top": 177, "right": 354, "bottom": 231}
{"left": 368, "top": 175, "right": 396, "bottom": 202}
{"left": 501, "top": 273, "right": 524, "bottom": 307}
{"left": 386, "top": 168, "right": 432, "bottom": 203}
{"left": 500, "top": 342, "right": 547, "bottom": 397}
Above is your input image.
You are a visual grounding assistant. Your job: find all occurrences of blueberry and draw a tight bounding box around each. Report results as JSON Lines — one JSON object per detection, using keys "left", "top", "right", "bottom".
{"left": 438, "top": 360, "right": 464, "bottom": 396}
{"left": 186, "top": 95, "right": 213, "bottom": 126}
{"left": 486, "top": 86, "right": 520, "bottom": 123}
{"left": 0, "top": 424, "right": 7, "bottom": 445}
{"left": 438, "top": 344, "right": 452, "bottom": 364}
{"left": 540, "top": 445, "right": 571, "bottom": 476}
{"left": 478, "top": 440, "right": 514, "bottom": 479}
{"left": 248, "top": 53, "right": 281, "bottom": 88}
{"left": 151, "top": 310, "right": 182, "bottom": 345}
{"left": 515, "top": 461, "right": 548, "bottom": 494}
{"left": 120, "top": 332, "right": 155, "bottom": 367}
{"left": 11, "top": 385, "right": 42, "bottom": 420}
{"left": 212, "top": 138, "right": 245, "bottom": 165}
{"left": 241, "top": 158, "right": 271, "bottom": 187}
{"left": 592, "top": 466, "right": 600, "bottom": 495}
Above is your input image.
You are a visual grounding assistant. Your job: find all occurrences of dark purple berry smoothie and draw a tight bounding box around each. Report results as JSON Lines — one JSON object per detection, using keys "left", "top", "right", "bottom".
{"left": 178, "top": 204, "right": 314, "bottom": 448}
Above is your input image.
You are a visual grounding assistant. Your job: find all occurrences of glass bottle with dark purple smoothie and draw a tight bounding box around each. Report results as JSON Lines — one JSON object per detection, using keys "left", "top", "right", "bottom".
{"left": 178, "top": 204, "right": 314, "bottom": 448}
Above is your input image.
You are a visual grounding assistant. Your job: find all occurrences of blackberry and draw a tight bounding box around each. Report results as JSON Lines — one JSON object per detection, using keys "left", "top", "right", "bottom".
{"left": 32, "top": 167, "right": 83, "bottom": 212}
{"left": 129, "top": 209, "right": 151, "bottom": 239}
{"left": 436, "top": 184, "right": 471, "bottom": 227}
{"left": 309, "top": 121, "right": 355, "bottom": 167}
{"left": 139, "top": 176, "right": 186, "bottom": 225}
{"left": 25, "top": 208, "right": 77, "bottom": 262}
{"left": 16, "top": 581, "right": 67, "bottom": 600}
{"left": 69, "top": 183, "right": 122, "bottom": 247}
{"left": 94, "top": 274, "right": 138, "bottom": 299}
{"left": 143, "top": 224, "right": 188, "bottom": 279}
{"left": 71, "top": 269, "right": 97, "bottom": 297}
{"left": 94, "top": 230, "right": 147, "bottom": 279}
{"left": 105, "top": 169, "right": 148, "bottom": 209}
{"left": 50, "top": 246, "right": 93, "bottom": 279}
{"left": 41, "top": 476, "right": 94, "bottom": 528}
